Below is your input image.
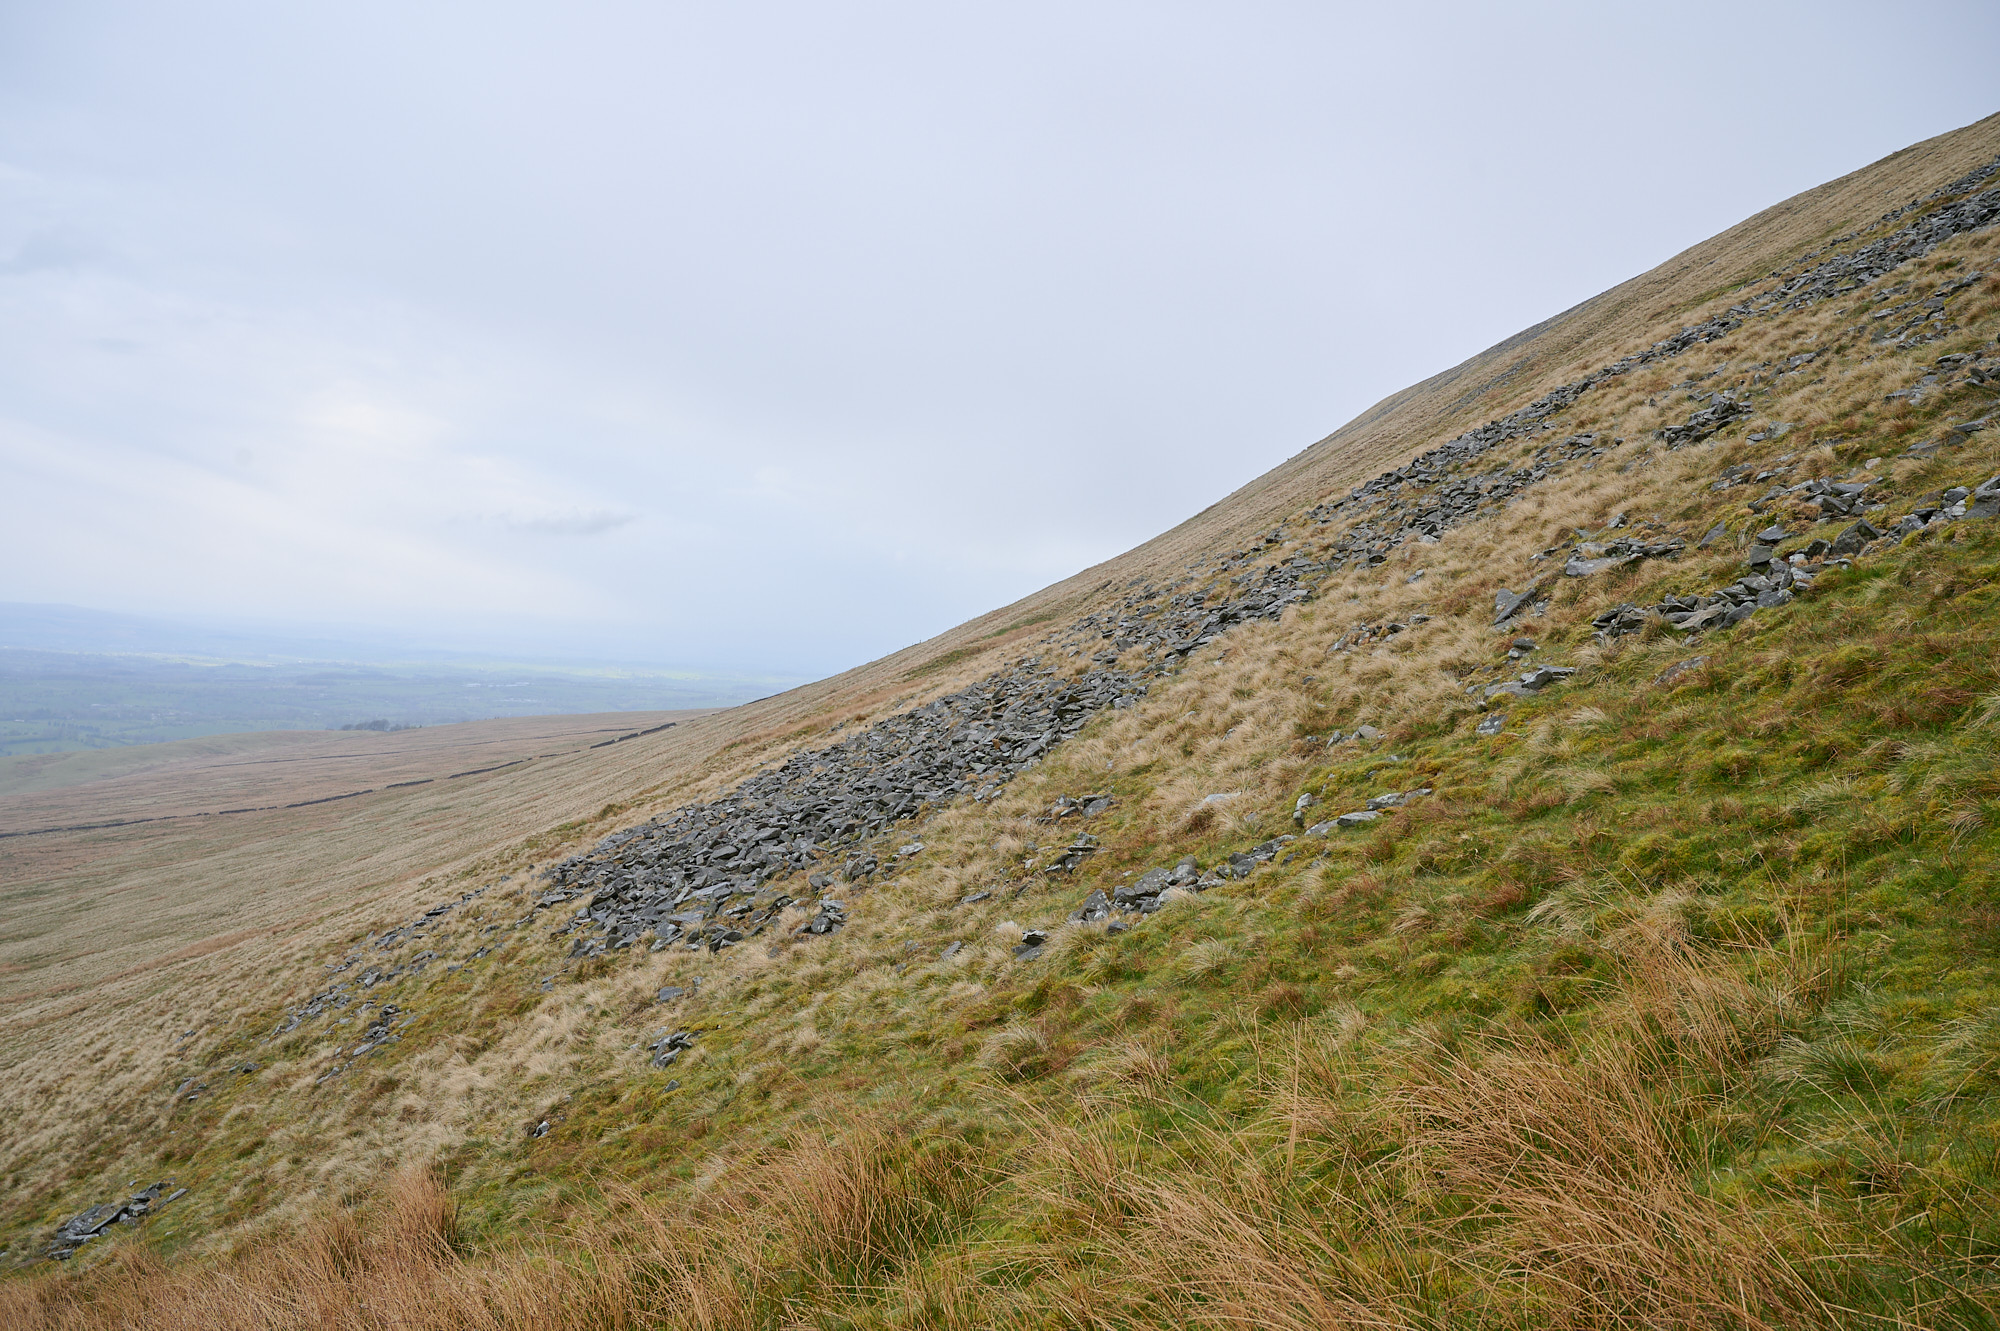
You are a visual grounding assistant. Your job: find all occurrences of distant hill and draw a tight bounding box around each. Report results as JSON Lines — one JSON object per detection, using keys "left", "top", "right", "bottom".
{"left": 0, "top": 605, "right": 802, "bottom": 755}
{"left": 0, "top": 601, "right": 407, "bottom": 663}
{"left": 0, "top": 601, "right": 734, "bottom": 668}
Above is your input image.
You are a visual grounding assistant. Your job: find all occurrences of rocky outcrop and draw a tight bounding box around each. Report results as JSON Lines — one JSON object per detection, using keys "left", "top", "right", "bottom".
{"left": 1593, "top": 476, "right": 2000, "bottom": 642}
{"left": 1304, "top": 430, "right": 1629, "bottom": 566}
{"left": 1657, "top": 393, "right": 1753, "bottom": 447}
{"left": 541, "top": 667, "right": 1150, "bottom": 953}
{"left": 1562, "top": 535, "right": 1686, "bottom": 578}
{"left": 48, "top": 1184, "right": 183, "bottom": 1261}
{"left": 1766, "top": 160, "right": 2000, "bottom": 311}
{"left": 1292, "top": 157, "right": 2000, "bottom": 570}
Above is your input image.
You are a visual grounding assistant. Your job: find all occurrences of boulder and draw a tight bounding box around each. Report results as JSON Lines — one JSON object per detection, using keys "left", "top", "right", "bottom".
{"left": 648, "top": 1030, "right": 696, "bottom": 1068}
{"left": 1519, "top": 666, "right": 1578, "bottom": 691}
{"left": 1966, "top": 475, "right": 2000, "bottom": 520}
{"left": 1564, "top": 553, "right": 1633, "bottom": 577}
{"left": 1493, "top": 581, "right": 1543, "bottom": 624}
{"left": 51, "top": 1184, "right": 176, "bottom": 1260}
{"left": 1069, "top": 890, "right": 1112, "bottom": 924}
{"left": 1117, "top": 869, "right": 1172, "bottom": 905}
{"left": 1829, "top": 519, "right": 1882, "bottom": 556}
{"left": 1012, "top": 930, "right": 1049, "bottom": 960}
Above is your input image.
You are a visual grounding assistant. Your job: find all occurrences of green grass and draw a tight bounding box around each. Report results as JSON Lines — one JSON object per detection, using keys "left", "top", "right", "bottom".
{"left": 55, "top": 516, "right": 1994, "bottom": 1325}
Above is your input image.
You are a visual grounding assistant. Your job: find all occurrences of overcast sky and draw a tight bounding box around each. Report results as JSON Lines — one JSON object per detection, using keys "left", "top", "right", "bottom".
{"left": 2, "top": 3, "right": 1995, "bottom": 675}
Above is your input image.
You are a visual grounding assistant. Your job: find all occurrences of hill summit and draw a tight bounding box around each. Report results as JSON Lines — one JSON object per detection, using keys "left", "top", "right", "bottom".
{"left": 8, "top": 113, "right": 2000, "bottom": 1329}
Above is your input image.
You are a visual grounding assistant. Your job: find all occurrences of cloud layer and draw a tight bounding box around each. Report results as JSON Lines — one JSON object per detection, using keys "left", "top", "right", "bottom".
{"left": 2, "top": 2, "right": 1996, "bottom": 675}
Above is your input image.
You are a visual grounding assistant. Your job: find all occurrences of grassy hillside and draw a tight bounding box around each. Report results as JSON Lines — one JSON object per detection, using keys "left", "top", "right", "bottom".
{"left": 7, "top": 117, "right": 2000, "bottom": 1328}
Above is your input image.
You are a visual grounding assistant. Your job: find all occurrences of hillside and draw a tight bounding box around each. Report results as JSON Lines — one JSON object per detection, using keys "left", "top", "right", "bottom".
{"left": 7, "top": 112, "right": 2000, "bottom": 1328}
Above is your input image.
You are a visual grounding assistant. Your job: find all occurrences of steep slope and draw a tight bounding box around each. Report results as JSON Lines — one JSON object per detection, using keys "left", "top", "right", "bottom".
{"left": 8, "top": 113, "right": 2000, "bottom": 1327}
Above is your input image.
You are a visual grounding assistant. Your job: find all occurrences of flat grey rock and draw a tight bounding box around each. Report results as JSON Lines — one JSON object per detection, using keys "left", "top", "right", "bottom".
{"left": 1493, "top": 581, "right": 1543, "bottom": 623}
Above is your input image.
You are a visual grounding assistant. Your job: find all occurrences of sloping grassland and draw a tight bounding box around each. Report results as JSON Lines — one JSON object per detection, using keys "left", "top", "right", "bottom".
{"left": 7, "top": 113, "right": 2000, "bottom": 1328}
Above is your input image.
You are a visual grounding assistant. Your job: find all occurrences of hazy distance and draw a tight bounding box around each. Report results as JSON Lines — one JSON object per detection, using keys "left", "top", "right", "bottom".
{"left": 0, "top": 602, "right": 794, "bottom": 756}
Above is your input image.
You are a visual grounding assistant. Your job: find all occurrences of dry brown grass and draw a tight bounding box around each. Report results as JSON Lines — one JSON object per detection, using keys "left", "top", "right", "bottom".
{"left": 0, "top": 1123, "right": 986, "bottom": 1331}
{"left": 1390, "top": 1038, "right": 1828, "bottom": 1329}
{"left": 0, "top": 1169, "right": 487, "bottom": 1331}
{"left": 4, "top": 927, "right": 1985, "bottom": 1328}
{"left": 984, "top": 930, "right": 1871, "bottom": 1330}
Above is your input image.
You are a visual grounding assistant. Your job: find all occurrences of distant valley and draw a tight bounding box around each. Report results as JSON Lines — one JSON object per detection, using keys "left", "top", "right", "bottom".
{"left": 0, "top": 603, "right": 799, "bottom": 757}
